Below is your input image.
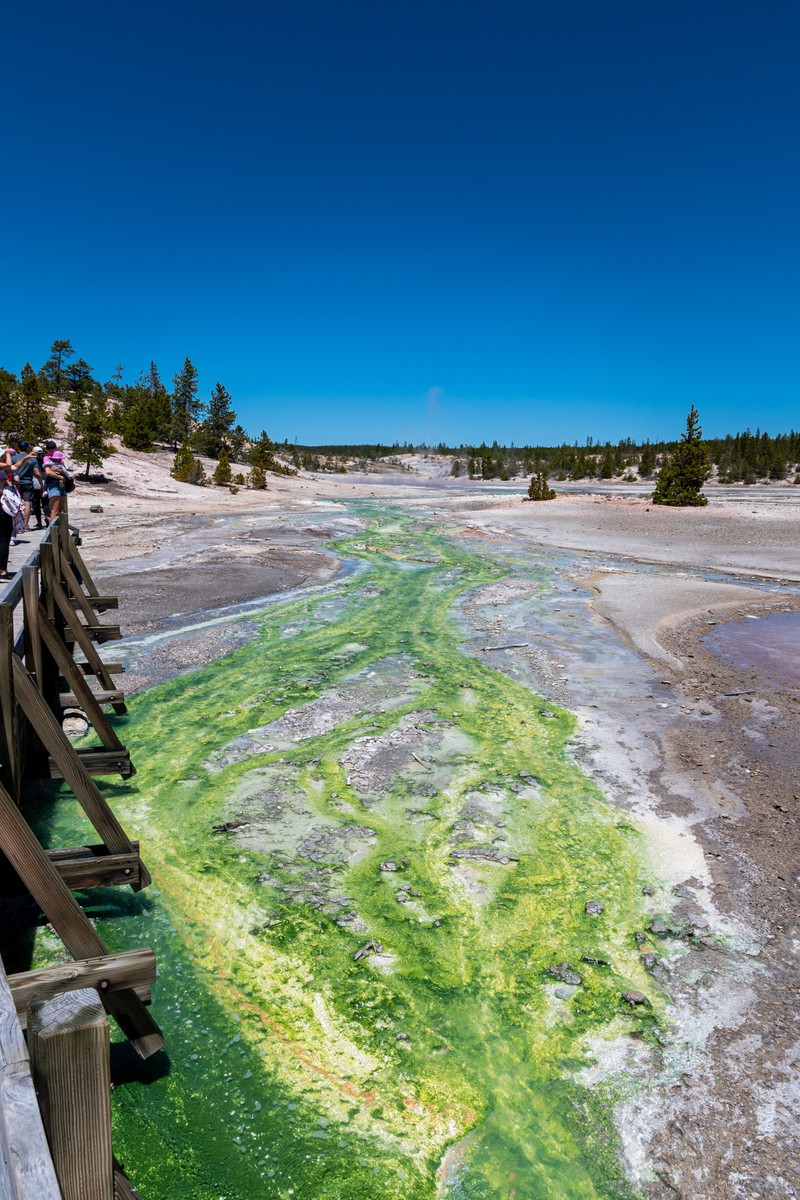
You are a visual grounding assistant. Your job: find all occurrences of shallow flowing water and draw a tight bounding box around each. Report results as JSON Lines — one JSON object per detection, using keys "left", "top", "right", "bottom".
{"left": 32, "top": 506, "right": 665, "bottom": 1199}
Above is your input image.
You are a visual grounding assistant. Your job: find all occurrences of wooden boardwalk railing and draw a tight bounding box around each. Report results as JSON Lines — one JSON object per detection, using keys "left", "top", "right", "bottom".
{"left": 0, "top": 516, "right": 162, "bottom": 1197}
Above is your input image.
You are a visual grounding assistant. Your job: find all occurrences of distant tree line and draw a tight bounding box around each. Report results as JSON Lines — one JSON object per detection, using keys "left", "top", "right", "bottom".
{"left": 0, "top": 340, "right": 294, "bottom": 487}
{"left": 291, "top": 429, "right": 800, "bottom": 484}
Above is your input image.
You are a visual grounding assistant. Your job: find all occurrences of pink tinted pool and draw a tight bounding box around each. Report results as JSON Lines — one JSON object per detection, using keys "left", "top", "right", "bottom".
{"left": 703, "top": 610, "right": 800, "bottom": 689}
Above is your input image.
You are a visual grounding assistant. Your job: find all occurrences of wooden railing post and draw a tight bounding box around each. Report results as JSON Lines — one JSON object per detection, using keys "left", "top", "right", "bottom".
{"left": 28, "top": 988, "right": 114, "bottom": 1200}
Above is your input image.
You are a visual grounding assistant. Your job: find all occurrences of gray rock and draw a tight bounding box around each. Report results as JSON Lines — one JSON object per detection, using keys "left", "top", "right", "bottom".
{"left": 396, "top": 1031, "right": 410, "bottom": 1042}
{"left": 554, "top": 985, "right": 577, "bottom": 1000}
{"left": 623, "top": 990, "right": 648, "bottom": 1006}
{"left": 380, "top": 860, "right": 398, "bottom": 872}
{"left": 585, "top": 901, "right": 605, "bottom": 915}
{"left": 547, "top": 962, "right": 583, "bottom": 986}
{"left": 641, "top": 953, "right": 658, "bottom": 972}
{"left": 89, "top": 503, "right": 104, "bottom": 513}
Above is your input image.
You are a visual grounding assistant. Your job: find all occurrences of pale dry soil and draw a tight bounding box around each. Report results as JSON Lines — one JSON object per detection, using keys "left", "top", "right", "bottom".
{"left": 30, "top": 448, "right": 800, "bottom": 1200}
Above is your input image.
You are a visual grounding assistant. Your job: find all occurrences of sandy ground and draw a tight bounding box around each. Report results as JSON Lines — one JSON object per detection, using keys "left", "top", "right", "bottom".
{"left": 12, "top": 446, "right": 799, "bottom": 1199}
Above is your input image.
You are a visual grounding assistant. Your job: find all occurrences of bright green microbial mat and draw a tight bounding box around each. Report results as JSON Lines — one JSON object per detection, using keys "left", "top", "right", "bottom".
{"left": 35, "top": 507, "right": 659, "bottom": 1199}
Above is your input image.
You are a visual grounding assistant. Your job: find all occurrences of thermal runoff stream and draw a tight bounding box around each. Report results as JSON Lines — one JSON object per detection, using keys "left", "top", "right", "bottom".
{"left": 34, "top": 506, "right": 663, "bottom": 1199}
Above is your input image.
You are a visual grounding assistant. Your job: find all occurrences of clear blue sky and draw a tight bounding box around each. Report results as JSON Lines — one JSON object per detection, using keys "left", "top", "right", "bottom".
{"left": 2, "top": 1, "right": 798, "bottom": 446}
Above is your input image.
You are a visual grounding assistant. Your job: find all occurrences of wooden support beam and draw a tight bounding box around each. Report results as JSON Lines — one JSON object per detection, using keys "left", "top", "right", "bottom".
{"left": 47, "top": 843, "right": 141, "bottom": 889}
{"left": 0, "top": 957, "right": 63, "bottom": 1199}
{"left": 68, "top": 595, "right": 118, "bottom": 612}
{"left": 8, "top": 948, "right": 155, "bottom": 1019}
{"left": 44, "top": 748, "right": 135, "bottom": 781}
{"left": 63, "top": 523, "right": 101, "bottom": 598}
{"left": 113, "top": 1161, "right": 138, "bottom": 1200}
{"left": 36, "top": 605, "right": 125, "bottom": 752}
{"left": 12, "top": 657, "right": 144, "bottom": 881}
{"left": 51, "top": 579, "right": 126, "bottom": 713}
{"left": 64, "top": 625, "right": 122, "bottom": 644}
{"left": 0, "top": 783, "right": 163, "bottom": 1058}
{"left": 76, "top": 661, "right": 124, "bottom": 676}
{"left": 60, "top": 551, "right": 102, "bottom": 629}
{"left": 28, "top": 988, "right": 114, "bottom": 1200}
{"left": 22, "top": 566, "right": 44, "bottom": 695}
{"left": 0, "top": 604, "right": 21, "bottom": 802}
{"left": 59, "top": 689, "right": 125, "bottom": 708}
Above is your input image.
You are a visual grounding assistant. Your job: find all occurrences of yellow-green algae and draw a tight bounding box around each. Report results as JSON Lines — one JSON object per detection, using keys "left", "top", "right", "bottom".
{"left": 32, "top": 507, "right": 661, "bottom": 1199}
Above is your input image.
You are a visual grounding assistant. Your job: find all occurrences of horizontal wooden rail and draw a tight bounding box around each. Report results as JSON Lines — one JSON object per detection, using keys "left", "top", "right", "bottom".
{"left": 47, "top": 843, "right": 141, "bottom": 889}
{"left": 8, "top": 949, "right": 156, "bottom": 1021}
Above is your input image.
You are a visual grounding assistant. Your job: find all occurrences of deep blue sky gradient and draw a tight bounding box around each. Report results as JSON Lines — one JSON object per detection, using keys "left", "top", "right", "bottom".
{"left": 2, "top": 1, "right": 798, "bottom": 444}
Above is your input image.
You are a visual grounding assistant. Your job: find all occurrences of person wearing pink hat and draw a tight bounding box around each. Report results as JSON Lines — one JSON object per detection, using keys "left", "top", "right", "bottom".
{"left": 43, "top": 450, "right": 73, "bottom": 520}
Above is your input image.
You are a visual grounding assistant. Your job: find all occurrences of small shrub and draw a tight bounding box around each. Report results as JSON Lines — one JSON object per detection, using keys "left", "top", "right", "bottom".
{"left": 249, "top": 466, "right": 267, "bottom": 489}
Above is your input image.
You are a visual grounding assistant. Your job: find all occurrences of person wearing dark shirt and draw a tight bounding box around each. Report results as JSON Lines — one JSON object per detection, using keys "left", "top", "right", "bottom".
{"left": 10, "top": 439, "right": 42, "bottom": 531}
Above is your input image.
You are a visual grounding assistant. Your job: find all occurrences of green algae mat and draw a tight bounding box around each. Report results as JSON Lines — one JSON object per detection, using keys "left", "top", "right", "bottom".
{"left": 36, "top": 507, "right": 660, "bottom": 1199}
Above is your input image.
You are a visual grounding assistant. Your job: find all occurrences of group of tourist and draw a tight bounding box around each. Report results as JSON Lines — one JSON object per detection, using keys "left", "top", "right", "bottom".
{"left": 0, "top": 438, "right": 74, "bottom": 583}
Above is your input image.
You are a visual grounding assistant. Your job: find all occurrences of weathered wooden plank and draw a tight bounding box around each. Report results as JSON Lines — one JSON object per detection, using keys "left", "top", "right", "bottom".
{"left": 0, "top": 958, "right": 64, "bottom": 1199}
{"left": 0, "top": 1059, "right": 64, "bottom": 1199}
{"left": 59, "top": 690, "right": 125, "bottom": 708}
{"left": 59, "top": 552, "right": 101, "bottom": 629}
{"left": 8, "top": 949, "right": 155, "bottom": 1017}
{"left": 11, "top": 658, "right": 144, "bottom": 880}
{"left": 21, "top": 566, "right": 44, "bottom": 693}
{"left": 47, "top": 843, "right": 140, "bottom": 889}
{"left": 0, "top": 785, "right": 163, "bottom": 1058}
{"left": 43, "top": 749, "right": 135, "bottom": 781}
{"left": 28, "top": 988, "right": 114, "bottom": 1200}
{"left": 36, "top": 606, "right": 124, "bottom": 752}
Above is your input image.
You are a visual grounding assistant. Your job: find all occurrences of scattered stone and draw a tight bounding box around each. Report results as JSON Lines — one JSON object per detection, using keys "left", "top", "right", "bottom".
{"left": 554, "top": 985, "right": 576, "bottom": 1000}
{"left": 354, "top": 939, "right": 384, "bottom": 961}
{"left": 396, "top": 1031, "right": 410, "bottom": 1042}
{"left": 89, "top": 503, "right": 104, "bottom": 513}
{"left": 433, "top": 919, "right": 441, "bottom": 927}
{"left": 580, "top": 955, "right": 611, "bottom": 967}
{"left": 641, "top": 953, "right": 658, "bottom": 971}
{"left": 649, "top": 918, "right": 668, "bottom": 935}
{"left": 585, "top": 901, "right": 605, "bottom": 915}
{"left": 540, "top": 709, "right": 557, "bottom": 720}
{"left": 622, "top": 990, "right": 648, "bottom": 1007}
{"left": 380, "top": 860, "right": 398, "bottom": 872}
{"left": 396, "top": 891, "right": 409, "bottom": 903}
{"left": 642, "top": 884, "right": 655, "bottom": 896}
{"left": 518, "top": 770, "right": 533, "bottom": 779}
{"left": 547, "top": 962, "right": 583, "bottom": 986}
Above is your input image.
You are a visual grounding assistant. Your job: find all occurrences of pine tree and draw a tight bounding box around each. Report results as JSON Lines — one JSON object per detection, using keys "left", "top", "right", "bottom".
{"left": 68, "top": 385, "right": 114, "bottom": 478}
{"left": 171, "top": 445, "right": 206, "bottom": 484}
{"left": 249, "top": 465, "right": 268, "bottom": 489}
{"left": 213, "top": 449, "right": 233, "bottom": 485}
{"left": 144, "top": 362, "right": 171, "bottom": 443}
{"left": 527, "top": 472, "right": 556, "bottom": 501}
{"left": 248, "top": 429, "right": 275, "bottom": 471}
{"left": 652, "top": 406, "right": 710, "bottom": 506}
{"left": 170, "top": 358, "right": 201, "bottom": 447}
{"left": 17, "top": 363, "right": 53, "bottom": 442}
{"left": 195, "top": 382, "right": 236, "bottom": 457}
{"left": 0, "top": 368, "right": 21, "bottom": 437}
{"left": 40, "top": 339, "right": 74, "bottom": 400}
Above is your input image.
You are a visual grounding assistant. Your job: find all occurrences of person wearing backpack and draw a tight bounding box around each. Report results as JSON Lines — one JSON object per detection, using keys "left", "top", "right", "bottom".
{"left": 0, "top": 471, "right": 25, "bottom": 581}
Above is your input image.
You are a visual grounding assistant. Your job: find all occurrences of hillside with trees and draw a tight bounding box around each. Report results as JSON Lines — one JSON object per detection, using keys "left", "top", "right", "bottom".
{"left": 0, "top": 339, "right": 797, "bottom": 488}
